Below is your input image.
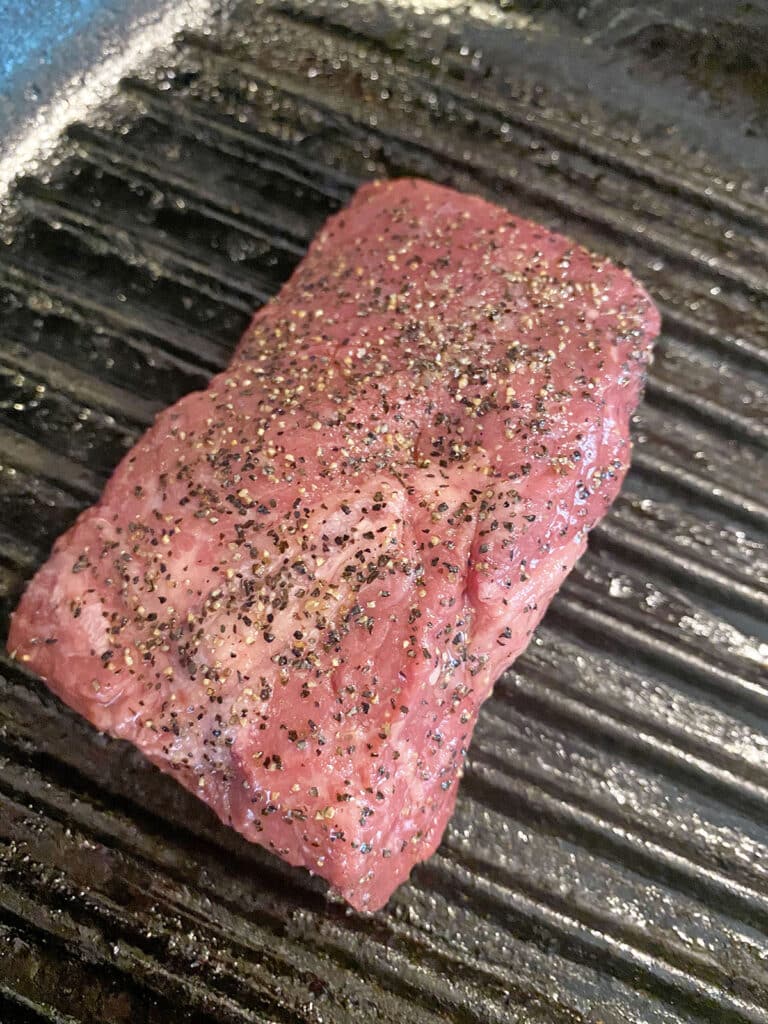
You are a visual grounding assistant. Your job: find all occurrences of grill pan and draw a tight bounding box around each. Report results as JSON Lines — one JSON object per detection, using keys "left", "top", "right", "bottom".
{"left": 1, "top": 2, "right": 767, "bottom": 1021}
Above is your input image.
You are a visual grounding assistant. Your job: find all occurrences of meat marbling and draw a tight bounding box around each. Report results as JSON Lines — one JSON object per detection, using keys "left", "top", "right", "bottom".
{"left": 8, "top": 179, "right": 659, "bottom": 910}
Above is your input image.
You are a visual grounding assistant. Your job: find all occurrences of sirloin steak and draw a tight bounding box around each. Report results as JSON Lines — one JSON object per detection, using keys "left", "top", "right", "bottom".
{"left": 9, "top": 179, "right": 659, "bottom": 910}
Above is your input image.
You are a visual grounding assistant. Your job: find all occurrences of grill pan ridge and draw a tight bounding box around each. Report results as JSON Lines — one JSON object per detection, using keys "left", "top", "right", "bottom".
{"left": 1, "top": 1, "right": 767, "bottom": 1021}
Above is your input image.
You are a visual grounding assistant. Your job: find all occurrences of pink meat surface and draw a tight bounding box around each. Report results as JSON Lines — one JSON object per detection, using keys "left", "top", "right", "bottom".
{"left": 9, "top": 179, "right": 659, "bottom": 910}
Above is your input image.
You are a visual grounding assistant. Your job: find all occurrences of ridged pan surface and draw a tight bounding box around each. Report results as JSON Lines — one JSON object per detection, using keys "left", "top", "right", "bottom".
{"left": 1, "top": 2, "right": 767, "bottom": 1022}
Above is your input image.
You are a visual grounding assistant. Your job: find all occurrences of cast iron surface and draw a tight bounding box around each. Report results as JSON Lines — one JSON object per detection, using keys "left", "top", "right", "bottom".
{"left": 1, "top": 1, "right": 767, "bottom": 1021}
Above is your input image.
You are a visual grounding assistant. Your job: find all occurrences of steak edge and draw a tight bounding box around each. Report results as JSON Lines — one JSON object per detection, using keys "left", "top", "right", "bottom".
{"left": 9, "top": 179, "right": 660, "bottom": 910}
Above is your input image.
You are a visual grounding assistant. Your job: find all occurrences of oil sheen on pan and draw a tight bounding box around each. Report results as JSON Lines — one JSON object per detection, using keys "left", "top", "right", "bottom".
{"left": 7, "top": 178, "right": 660, "bottom": 911}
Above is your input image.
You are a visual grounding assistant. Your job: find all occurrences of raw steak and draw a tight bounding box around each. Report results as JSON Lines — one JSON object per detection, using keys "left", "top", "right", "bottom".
{"left": 8, "top": 179, "right": 659, "bottom": 910}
